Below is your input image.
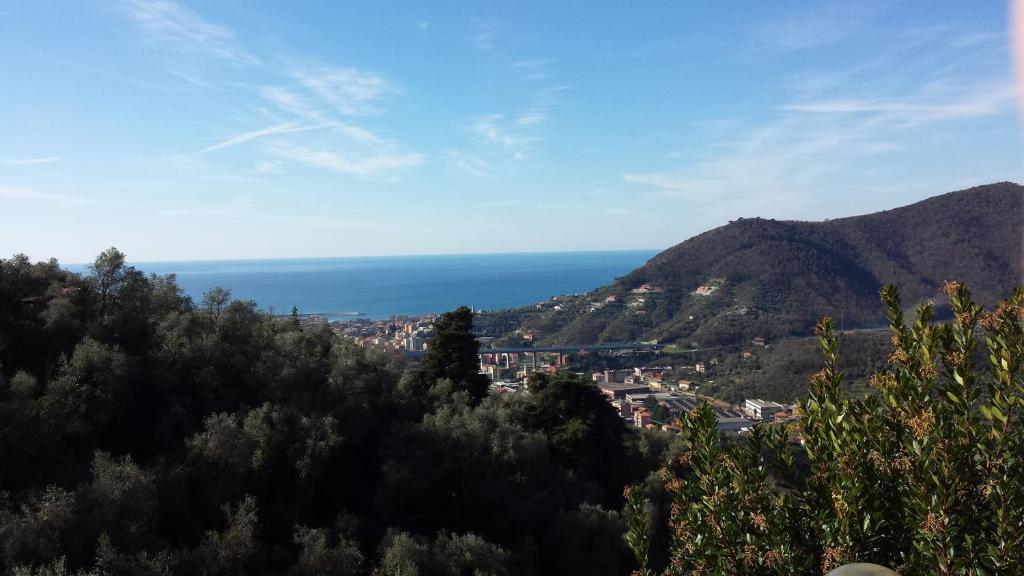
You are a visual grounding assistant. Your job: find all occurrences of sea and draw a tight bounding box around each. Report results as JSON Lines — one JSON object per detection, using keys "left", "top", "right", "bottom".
{"left": 69, "top": 251, "right": 658, "bottom": 320}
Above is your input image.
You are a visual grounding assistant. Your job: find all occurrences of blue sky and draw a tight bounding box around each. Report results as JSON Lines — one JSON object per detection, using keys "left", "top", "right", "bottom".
{"left": 2, "top": 1, "right": 1022, "bottom": 262}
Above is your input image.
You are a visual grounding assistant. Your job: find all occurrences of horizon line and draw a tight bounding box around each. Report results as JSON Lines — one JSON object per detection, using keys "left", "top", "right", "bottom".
{"left": 60, "top": 247, "right": 665, "bottom": 268}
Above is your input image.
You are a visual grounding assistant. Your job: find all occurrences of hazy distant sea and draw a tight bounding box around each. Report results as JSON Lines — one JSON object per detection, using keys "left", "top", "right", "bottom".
{"left": 69, "top": 251, "right": 658, "bottom": 320}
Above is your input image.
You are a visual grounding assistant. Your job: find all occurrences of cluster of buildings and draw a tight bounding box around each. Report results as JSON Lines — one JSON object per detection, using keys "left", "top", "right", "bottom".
{"left": 599, "top": 377, "right": 795, "bottom": 433}
{"left": 333, "top": 312, "right": 795, "bottom": 435}
{"left": 477, "top": 334, "right": 796, "bottom": 434}
{"left": 478, "top": 349, "right": 574, "bottom": 382}
{"left": 592, "top": 365, "right": 794, "bottom": 432}
{"left": 332, "top": 315, "right": 437, "bottom": 352}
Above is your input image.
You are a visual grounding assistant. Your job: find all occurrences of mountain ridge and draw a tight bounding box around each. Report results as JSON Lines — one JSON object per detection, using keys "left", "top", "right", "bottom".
{"left": 497, "top": 182, "right": 1023, "bottom": 346}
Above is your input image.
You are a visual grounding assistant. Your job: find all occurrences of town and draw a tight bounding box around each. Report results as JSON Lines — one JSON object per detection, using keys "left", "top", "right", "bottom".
{"left": 327, "top": 312, "right": 438, "bottom": 352}
{"left": 326, "top": 312, "right": 796, "bottom": 433}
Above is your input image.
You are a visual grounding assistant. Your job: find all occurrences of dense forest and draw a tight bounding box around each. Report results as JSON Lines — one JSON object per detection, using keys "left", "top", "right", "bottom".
{"left": 0, "top": 249, "right": 676, "bottom": 576}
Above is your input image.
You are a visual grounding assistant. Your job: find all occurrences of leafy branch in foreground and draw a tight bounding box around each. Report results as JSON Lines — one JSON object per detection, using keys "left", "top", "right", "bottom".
{"left": 627, "top": 283, "right": 1024, "bottom": 575}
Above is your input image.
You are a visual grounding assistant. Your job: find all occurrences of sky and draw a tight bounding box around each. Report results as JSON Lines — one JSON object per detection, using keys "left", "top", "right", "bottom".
{"left": 2, "top": 0, "right": 1023, "bottom": 263}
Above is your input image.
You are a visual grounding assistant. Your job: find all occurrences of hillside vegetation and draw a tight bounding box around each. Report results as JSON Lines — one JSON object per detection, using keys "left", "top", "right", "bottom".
{"left": 694, "top": 331, "right": 891, "bottom": 404}
{"left": 498, "top": 182, "right": 1021, "bottom": 347}
{"left": 0, "top": 250, "right": 673, "bottom": 576}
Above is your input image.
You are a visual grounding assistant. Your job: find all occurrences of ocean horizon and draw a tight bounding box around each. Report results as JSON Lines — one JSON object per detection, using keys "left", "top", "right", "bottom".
{"left": 66, "top": 250, "right": 659, "bottom": 320}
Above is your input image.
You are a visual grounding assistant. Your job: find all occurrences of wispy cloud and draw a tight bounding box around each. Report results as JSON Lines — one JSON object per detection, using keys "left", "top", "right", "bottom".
{"left": 472, "top": 115, "right": 530, "bottom": 150}
{"left": 259, "top": 86, "right": 325, "bottom": 121}
{"left": 258, "top": 86, "right": 390, "bottom": 146}
{"left": 622, "top": 114, "right": 885, "bottom": 205}
{"left": 465, "top": 114, "right": 543, "bottom": 163}
{"left": 781, "top": 82, "right": 1015, "bottom": 127}
{"left": 443, "top": 149, "right": 493, "bottom": 179}
{"left": 445, "top": 84, "right": 561, "bottom": 176}
{"left": 512, "top": 58, "right": 554, "bottom": 80}
{"left": 0, "top": 185, "right": 94, "bottom": 207}
{"left": 288, "top": 65, "right": 393, "bottom": 116}
{"left": 623, "top": 59, "right": 1018, "bottom": 220}
{"left": 622, "top": 173, "right": 724, "bottom": 201}
{"left": 2, "top": 157, "right": 61, "bottom": 166}
{"left": 516, "top": 112, "right": 546, "bottom": 126}
{"left": 447, "top": 20, "right": 563, "bottom": 177}
{"left": 254, "top": 160, "right": 283, "bottom": 174}
{"left": 753, "top": 2, "right": 877, "bottom": 51}
{"left": 950, "top": 31, "right": 1005, "bottom": 49}
{"left": 120, "top": 0, "right": 258, "bottom": 65}
{"left": 253, "top": 72, "right": 419, "bottom": 176}
{"left": 165, "top": 67, "right": 215, "bottom": 88}
{"left": 445, "top": 112, "right": 539, "bottom": 175}
{"left": 268, "top": 142, "right": 423, "bottom": 178}
{"left": 198, "top": 122, "right": 336, "bottom": 154}
{"left": 118, "top": 3, "right": 410, "bottom": 176}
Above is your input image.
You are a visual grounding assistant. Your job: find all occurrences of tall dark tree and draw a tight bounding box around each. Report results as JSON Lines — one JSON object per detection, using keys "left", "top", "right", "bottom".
{"left": 519, "top": 372, "right": 630, "bottom": 500}
{"left": 413, "top": 306, "right": 488, "bottom": 404}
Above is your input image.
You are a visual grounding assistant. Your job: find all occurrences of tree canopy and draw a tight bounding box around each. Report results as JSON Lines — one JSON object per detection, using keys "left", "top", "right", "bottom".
{"left": 0, "top": 250, "right": 665, "bottom": 576}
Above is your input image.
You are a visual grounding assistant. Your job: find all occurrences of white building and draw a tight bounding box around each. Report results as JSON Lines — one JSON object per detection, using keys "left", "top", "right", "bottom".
{"left": 744, "top": 398, "right": 786, "bottom": 421}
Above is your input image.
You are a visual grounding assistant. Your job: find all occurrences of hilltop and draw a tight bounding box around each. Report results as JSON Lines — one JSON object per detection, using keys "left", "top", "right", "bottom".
{"left": 487, "top": 182, "right": 1022, "bottom": 346}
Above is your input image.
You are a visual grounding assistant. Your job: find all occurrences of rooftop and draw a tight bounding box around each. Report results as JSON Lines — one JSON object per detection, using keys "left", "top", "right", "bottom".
{"left": 745, "top": 398, "right": 786, "bottom": 409}
{"left": 598, "top": 382, "right": 652, "bottom": 392}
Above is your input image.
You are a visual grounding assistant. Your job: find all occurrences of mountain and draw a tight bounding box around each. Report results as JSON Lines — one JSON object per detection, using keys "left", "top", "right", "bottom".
{"left": 501, "top": 182, "right": 1022, "bottom": 346}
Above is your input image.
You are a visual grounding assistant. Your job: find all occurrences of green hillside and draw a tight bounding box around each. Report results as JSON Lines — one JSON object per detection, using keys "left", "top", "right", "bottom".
{"left": 491, "top": 182, "right": 1022, "bottom": 346}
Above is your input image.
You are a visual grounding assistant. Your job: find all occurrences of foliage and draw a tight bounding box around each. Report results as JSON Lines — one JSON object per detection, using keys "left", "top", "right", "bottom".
{"left": 626, "top": 283, "right": 1024, "bottom": 575}
{"left": 0, "top": 250, "right": 659, "bottom": 576}
{"left": 372, "top": 530, "right": 511, "bottom": 576}
{"left": 519, "top": 371, "right": 632, "bottom": 494}
{"left": 413, "top": 306, "right": 489, "bottom": 405}
{"left": 290, "top": 525, "right": 365, "bottom": 575}
{"left": 698, "top": 331, "right": 891, "bottom": 404}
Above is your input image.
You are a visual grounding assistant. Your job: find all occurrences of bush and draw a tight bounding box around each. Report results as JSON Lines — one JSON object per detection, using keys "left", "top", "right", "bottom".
{"left": 627, "top": 283, "right": 1024, "bottom": 575}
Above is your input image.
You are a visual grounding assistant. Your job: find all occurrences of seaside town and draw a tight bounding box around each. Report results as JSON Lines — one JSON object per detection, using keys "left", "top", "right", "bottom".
{"left": 323, "top": 311, "right": 797, "bottom": 433}
{"left": 328, "top": 313, "right": 438, "bottom": 352}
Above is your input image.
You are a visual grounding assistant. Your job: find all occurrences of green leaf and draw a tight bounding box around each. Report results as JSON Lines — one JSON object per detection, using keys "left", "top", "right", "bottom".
{"left": 991, "top": 406, "right": 1006, "bottom": 423}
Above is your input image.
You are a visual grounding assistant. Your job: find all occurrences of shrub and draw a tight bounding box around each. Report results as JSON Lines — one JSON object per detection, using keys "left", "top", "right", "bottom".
{"left": 626, "top": 283, "right": 1024, "bottom": 575}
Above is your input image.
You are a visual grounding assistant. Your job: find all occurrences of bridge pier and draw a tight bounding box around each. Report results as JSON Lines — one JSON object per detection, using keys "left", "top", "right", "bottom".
{"left": 473, "top": 342, "right": 666, "bottom": 369}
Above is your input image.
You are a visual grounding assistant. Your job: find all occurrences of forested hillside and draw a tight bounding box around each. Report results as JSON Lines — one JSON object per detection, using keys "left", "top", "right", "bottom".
{"left": 501, "top": 182, "right": 1021, "bottom": 346}
{"left": 0, "top": 249, "right": 674, "bottom": 576}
